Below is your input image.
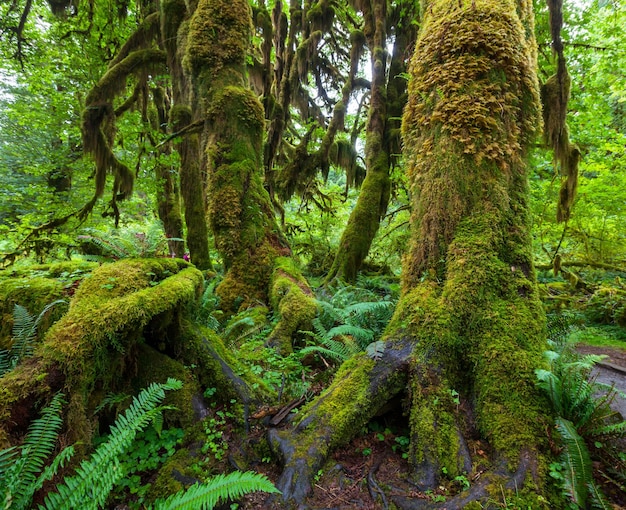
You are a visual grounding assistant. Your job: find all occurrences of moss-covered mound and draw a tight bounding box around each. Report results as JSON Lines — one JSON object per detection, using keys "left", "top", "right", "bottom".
{"left": 0, "top": 258, "right": 203, "bottom": 448}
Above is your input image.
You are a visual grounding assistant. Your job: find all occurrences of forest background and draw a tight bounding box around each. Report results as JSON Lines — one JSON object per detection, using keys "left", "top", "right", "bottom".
{"left": 0, "top": 0, "right": 626, "bottom": 509}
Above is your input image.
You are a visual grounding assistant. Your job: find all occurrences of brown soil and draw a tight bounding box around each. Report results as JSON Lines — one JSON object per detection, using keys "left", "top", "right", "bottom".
{"left": 576, "top": 343, "right": 626, "bottom": 369}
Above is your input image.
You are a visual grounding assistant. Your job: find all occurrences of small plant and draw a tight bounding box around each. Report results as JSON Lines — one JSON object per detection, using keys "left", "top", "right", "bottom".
{"left": 41, "top": 378, "right": 184, "bottom": 510}
{"left": 0, "top": 393, "right": 73, "bottom": 510}
{"left": 0, "top": 300, "right": 67, "bottom": 376}
{"left": 392, "top": 435, "right": 410, "bottom": 460}
{"left": 299, "top": 282, "right": 397, "bottom": 364}
{"left": 112, "top": 425, "right": 185, "bottom": 507}
{"left": 536, "top": 342, "right": 626, "bottom": 508}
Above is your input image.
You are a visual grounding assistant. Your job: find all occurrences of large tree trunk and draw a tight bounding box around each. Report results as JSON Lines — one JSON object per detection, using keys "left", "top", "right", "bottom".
{"left": 183, "top": 0, "right": 317, "bottom": 351}
{"left": 271, "top": 1, "right": 553, "bottom": 507}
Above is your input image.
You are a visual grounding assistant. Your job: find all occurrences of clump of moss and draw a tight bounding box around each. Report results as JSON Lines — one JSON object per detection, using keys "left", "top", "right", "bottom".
{"left": 267, "top": 257, "right": 317, "bottom": 353}
{"left": 183, "top": 0, "right": 252, "bottom": 81}
{"left": 0, "top": 259, "right": 203, "bottom": 447}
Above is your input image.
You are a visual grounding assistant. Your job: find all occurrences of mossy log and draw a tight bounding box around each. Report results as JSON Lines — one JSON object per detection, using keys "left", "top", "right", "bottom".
{"left": 0, "top": 259, "right": 265, "bottom": 450}
{"left": 271, "top": 1, "right": 555, "bottom": 507}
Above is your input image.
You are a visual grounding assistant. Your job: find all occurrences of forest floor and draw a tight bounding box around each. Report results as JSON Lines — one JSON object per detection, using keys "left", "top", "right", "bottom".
{"left": 240, "top": 342, "right": 626, "bottom": 510}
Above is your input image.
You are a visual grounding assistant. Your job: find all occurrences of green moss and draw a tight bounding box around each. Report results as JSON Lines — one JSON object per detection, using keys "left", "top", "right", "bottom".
{"left": 0, "top": 259, "right": 203, "bottom": 447}
{"left": 325, "top": 162, "right": 390, "bottom": 283}
{"left": 175, "top": 322, "right": 271, "bottom": 404}
{"left": 409, "top": 367, "right": 464, "bottom": 478}
{"left": 132, "top": 343, "right": 201, "bottom": 429}
{"left": 402, "top": 0, "right": 540, "bottom": 280}
{"left": 0, "top": 277, "right": 66, "bottom": 349}
{"left": 267, "top": 257, "right": 317, "bottom": 353}
{"left": 183, "top": 0, "right": 252, "bottom": 81}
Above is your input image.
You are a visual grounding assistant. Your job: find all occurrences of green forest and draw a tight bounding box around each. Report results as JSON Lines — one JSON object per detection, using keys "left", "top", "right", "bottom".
{"left": 1, "top": 0, "right": 625, "bottom": 508}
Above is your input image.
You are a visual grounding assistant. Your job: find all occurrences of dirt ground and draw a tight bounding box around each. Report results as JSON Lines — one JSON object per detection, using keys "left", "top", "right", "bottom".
{"left": 240, "top": 343, "right": 626, "bottom": 510}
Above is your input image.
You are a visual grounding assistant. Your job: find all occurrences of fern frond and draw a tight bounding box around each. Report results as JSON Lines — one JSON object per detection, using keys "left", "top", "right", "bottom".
{"left": 152, "top": 471, "right": 280, "bottom": 510}
{"left": 223, "top": 317, "right": 255, "bottom": 340}
{"left": 31, "top": 445, "right": 75, "bottom": 496}
{"left": 556, "top": 417, "right": 592, "bottom": 506}
{"left": 326, "top": 324, "right": 374, "bottom": 348}
{"left": 11, "top": 304, "right": 36, "bottom": 359}
{"left": 1, "top": 393, "right": 65, "bottom": 510}
{"left": 0, "top": 445, "right": 18, "bottom": 477}
{"left": 34, "top": 300, "right": 67, "bottom": 330}
{"left": 588, "top": 420, "right": 626, "bottom": 439}
{"left": 0, "top": 349, "right": 11, "bottom": 377}
{"left": 41, "top": 378, "right": 182, "bottom": 510}
{"left": 300, "top": 345, "right": 351, "bottom": 363}
{"left": 588, "top": 480, "right": 612, "bottom": 510}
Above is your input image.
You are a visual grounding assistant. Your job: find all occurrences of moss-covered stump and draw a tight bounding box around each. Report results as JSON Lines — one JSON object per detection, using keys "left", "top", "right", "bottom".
{"left": 0, "top": 259, "right": 204, "bottom": 448}
{"left": 272, "top": 1, "right": 555, "bottom": 507}
{"left": 0, "top": 261, "right": 96, "bottom": 349}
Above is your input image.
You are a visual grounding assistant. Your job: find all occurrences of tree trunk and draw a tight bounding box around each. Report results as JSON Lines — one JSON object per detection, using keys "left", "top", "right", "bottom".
{"left": 325, "top": 0, "right": 416, "bottom": 283}
{"left": 183, "top": 0, "right": 317, "bottom": 351}
{"left": 161, "top": 0, "right": 212, "bottom": 269}
{"left": 271, "top": 1, "right": 553, "bottom": 507}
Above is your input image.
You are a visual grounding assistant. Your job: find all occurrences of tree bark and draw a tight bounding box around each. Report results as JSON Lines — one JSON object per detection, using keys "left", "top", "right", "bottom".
{"left": 183, "top": 0, "right": 317, "bottom": 351}
{"left": 272, "top": 1, "right": 553, "bottom": 507}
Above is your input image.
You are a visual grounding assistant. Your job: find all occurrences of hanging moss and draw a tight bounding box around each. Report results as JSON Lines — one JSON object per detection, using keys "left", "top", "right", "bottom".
{"left": 81, "top": 48, "right": 167, "bottom": 218}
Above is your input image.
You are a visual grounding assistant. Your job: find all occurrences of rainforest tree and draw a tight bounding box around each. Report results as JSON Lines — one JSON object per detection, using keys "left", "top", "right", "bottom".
{"left": 271, "top": 0, "right": 552, "bottom": 506}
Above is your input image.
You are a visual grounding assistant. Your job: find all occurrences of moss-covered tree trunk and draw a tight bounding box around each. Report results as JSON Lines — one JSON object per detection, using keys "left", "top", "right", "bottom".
{"left": 161, "top": 0, "right": 212, "bottom": 269}
{"left": 183, "top": 0, "right": 316, "bottom": 350}
{"left": 325, "top": 0, "right": 416, "bottom": 283}
{"left": 152, "top": 88, "right": 185, "bottom": 257}
{"left": 271, "top": 1, "right": 553, "bottom": 507}
{"left": 325, "top": 0, "right": 390, "bottom": 283}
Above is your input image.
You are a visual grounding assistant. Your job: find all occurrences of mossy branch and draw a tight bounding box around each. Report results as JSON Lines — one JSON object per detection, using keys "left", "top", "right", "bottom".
{"left": 81, "top": 48, "right": 167, "bottom": 221}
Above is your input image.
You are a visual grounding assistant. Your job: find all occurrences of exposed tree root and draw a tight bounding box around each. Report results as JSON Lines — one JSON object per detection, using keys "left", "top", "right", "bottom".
{"left": 269, "top": 336, "right": 413, "bottom": 505}
{"left": 392, "top": 450, "right": 537, "bottom": 509}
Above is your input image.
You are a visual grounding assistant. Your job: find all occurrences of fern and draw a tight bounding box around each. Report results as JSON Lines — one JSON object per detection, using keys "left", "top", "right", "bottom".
{"left": 537, "top": 342, "right": 626, "bottom": 509}
{"left": 78, "top": 221, "right": 182, "bottom": 260}
{"left": 1, "top": 300, "right": 67, "bottom": 377}
{"left": 0, "top": 393, "right": 68, "bottom": 510}
{"left": 151, "top": 471, "right": 280, "bottom": 510}
{"left": 556, "top": 417, "right": 591, "bottom": 506}
{"left": 40, "top": 378, "right": 183, "bottom": 510}
{"left": 300, "top": 285, "right": 396, "bottom": 365}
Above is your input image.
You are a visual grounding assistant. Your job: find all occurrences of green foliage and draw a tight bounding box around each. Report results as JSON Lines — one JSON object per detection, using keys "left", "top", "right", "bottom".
{"left": 300, "top": 282, "right": 396, "bottom": 364}
{"left": 0, "top": 299, "right": 67, "bottom": 376}
{"left": 196, "top": 277, "right": 223, "bottom": 331}
{"left": 150, "top": 471, "right": 280, "bottom": 510}
{"left": 112, "top": 425, "right": 185, "bottom": 507}
{"left": 0, "top": 393, "right": 73, "bottom": 510}
{"left": 536, "top": 342, "right": 626, "bottom": 508}
{"left": 77, "top": 220, "right": 181, "bottom": 261}
{"left": 41, "top": 378, "right": 183, "bottom": 510}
